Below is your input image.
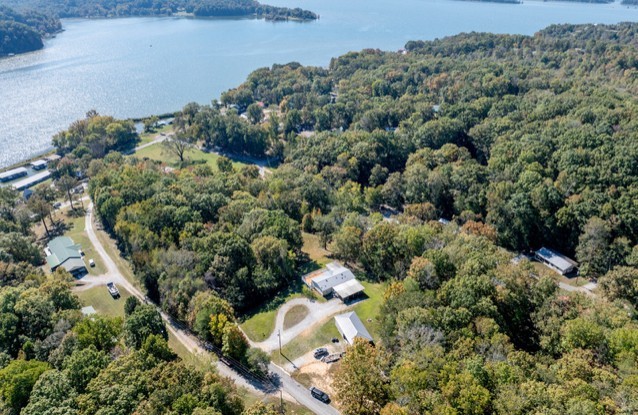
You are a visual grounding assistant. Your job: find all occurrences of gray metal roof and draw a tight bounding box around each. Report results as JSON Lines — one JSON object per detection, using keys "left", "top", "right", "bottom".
{"left": 0, "top": 167, "right": 27, "bottom": 180}
{"left": 334, "top": 311, "right": 373, "bottom": 344}
{"left": 536, "top": 247, "right": 577, "bottom": 274}
{"left": 333, "top": 279, "right": 365, "bottom": 299}
{"left": 309, "top": 262, "right": 355, "bottom": 293}
{"left": 12, "top": 171, "right": 51, "bottom": 190}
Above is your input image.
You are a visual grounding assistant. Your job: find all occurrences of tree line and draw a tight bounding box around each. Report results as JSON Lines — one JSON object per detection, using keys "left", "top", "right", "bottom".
{"left": 0, "top": 0, "right": 317, "bottom": 21}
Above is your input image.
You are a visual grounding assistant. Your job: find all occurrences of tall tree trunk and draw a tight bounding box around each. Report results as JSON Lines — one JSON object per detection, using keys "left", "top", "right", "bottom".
{"left": 41, "top": 217, "right": 50, "bottom": 237}
{"left": 67, "top": 189, "right": 75, "bottom": 210}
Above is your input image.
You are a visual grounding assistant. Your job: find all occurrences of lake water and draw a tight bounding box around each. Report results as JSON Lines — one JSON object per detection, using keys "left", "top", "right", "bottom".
{"left": 2, "top": 0, "right": 638, "bottom": 168}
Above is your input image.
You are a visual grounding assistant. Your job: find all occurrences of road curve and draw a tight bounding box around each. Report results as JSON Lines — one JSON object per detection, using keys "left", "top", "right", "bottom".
{"left": 252, "top": 297, "right": 348, "bottom": 352}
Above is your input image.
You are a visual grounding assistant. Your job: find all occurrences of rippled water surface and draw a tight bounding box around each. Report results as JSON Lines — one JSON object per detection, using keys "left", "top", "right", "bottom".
{"left": 2, "top": 0, "right": 638, "bottom": 167}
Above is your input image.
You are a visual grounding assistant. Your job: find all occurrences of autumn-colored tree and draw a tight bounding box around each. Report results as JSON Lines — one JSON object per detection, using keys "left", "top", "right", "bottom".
{"left": 461, "top": 220, "right": 497, "bottom": 242}
{"left": 333, "top": 338, "right": 390, "bottom": 415}
{"left": 209, "top": 313, "right": 230, "bottom": 347}
{"left": 222, "top": 324, "right": 249, "bottom": 362}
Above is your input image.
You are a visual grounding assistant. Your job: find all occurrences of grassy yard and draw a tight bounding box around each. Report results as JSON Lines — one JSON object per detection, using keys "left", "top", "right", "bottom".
{"left": 62, "top": 212, "right": 105, "bottom": 276}
{"left": 240, "top": 281, "right": 323, "bottom": 342}
{"left": 167, "top": 332, "right": 217, "bottom": 369}
{"left": 75, "top": 285, "right": 132, "bottom": 318}
{"left": 269, "top": 281, "right": 384, "bottom": 365}
{"left": 138, "top": 124, "right": 173, "bottom": 145}
{"left": 531, "top": 261, "right": 589, "bottom": 288}
{"left": 301, "top": 232, "right": 331, "bottom": 265}
{"left": 130, "top": 143, "right": 246, "bottom": 172}
{"left": 241, "top": 307, "right": 279, "bottom": 343}
{"left": 94, "top": 226, "right": 138, "bottom": 286}
{"left": 271, "top": 318, "right": 341, "bottom": 366}
{"left": 283, "top": 305, "right": 310, "bottom": 330}
{"left": 242, "top": 391, "right": 313, "bottom": 415}
{"left": 352, "top": 281, "right": 385, "bottom": 340}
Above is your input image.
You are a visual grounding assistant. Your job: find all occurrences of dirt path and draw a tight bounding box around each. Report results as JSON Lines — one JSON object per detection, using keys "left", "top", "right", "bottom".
{"left": 252, "top": 298, "right": 349, "bottom": 352}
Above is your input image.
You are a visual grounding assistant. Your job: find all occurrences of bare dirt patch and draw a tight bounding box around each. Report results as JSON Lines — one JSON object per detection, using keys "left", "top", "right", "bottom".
{"left": 294, "top": 360, "right": 341, "bottom": 398}
{"left": 283, "top": 305, "right": 310, "bottom": 330}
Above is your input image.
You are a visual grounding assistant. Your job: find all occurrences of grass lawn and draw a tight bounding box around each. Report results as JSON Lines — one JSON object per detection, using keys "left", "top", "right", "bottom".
{"left": 130, "top": 143, "right": 246, "bottom": 172}
{"left": 301, "top": 232, "right": 331, "bottom": 265}
{"left": 241, "top": 307, "right": 279, "bottom": 343}
{"left": 242, "top": 390, "right": 313, "bottom": 415}
{"left": 94, "top": 227, "right": 138, "bottom": 285}
{"left": 63, "top": 212, "right": 106, "bottom": 276}
{"left": 531, "top": 261, "right": 589, "bottom": 288}
{"left": 75, "top": 285, "right": 132, "bottom": 318}
{"left": 352, "top": 281, "right": 385, "bottom": 340}
{"left": 138, "top": 125, "right": 173, "bottom": 145}
{"left": 271, "top": 319, "right": 341, "bottom": 366}
{"left": 283, "top": 305, "right": 310, "bottom": 330}
{"left": 240, "top": 281, "right": 323, "bottom": 342}
{"left": 167, "top": 332, "right": 217, "bottom": 369}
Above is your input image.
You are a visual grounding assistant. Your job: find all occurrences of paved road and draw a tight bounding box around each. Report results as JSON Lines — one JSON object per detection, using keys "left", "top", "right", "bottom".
{"left": 82, "top": 203, "right": 341, "bottom": 415}
{"left": 270, "top": 363, "right": 341, "bottom": 415}
{"left": 252, "top": 297, "right": 348, "bottom": 352}
{"left": 124, "top": 133, "right": 171, "bottom": 155}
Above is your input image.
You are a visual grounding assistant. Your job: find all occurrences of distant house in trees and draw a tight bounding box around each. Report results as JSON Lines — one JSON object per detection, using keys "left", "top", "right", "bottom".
{"left": 302, "top": 262, "right": 365, "bottom": 302}
{"left": 535, "top": 247, "right": 578, "bottom": 276}
{"left": 45, "top": 236, "right": 87, "bottom": 277}
{"left": 334, "top": 311, "right": 373, "bottom": 345}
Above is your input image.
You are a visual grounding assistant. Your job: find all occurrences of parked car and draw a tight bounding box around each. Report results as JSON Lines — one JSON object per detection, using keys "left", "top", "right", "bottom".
{"left": 314, "top": 348, "right": 328, "bottom": 359}
{"left": 53, "top": 202, "right": 62, "bottom": 209}
{"left": 309, "top": 387, "right": 330, "bottom": 403}
{"left": 89, "top": 259, "right": 95, "bottom": 267}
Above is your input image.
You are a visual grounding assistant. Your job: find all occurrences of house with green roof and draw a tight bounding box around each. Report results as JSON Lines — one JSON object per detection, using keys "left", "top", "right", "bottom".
{"left": 45, "top": 236, "right": 87, "bottom": 277}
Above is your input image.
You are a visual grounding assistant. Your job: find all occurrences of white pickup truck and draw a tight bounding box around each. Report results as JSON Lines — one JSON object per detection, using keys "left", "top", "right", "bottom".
{"left": 107, "top": 282, "right": 120, "bottom": 298}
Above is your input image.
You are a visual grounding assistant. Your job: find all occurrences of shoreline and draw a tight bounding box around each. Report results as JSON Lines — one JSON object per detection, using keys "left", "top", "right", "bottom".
{"left": 0, "top": 113, "right": 176, "bottom": 174}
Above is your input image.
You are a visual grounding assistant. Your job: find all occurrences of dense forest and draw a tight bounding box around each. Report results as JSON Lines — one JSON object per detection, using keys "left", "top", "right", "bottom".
{"left": 0, "top": 0, "right": 317, "bottom": 21}
{"left": 3, "top": 21, "right": 638, "bottom": 415}
{"left": 0, "top": 187, "right": 283, "bottom": 415}
{"left": 0, "top": 6, "right": 61, "bottom": 55}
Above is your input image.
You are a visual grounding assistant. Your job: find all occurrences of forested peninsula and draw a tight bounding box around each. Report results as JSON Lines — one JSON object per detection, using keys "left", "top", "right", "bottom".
{"left": 0, "top": 6, "right": 61, "bottom": 55}
{"left": 4, "top": 21, "right": 638, "bottom": 415}
{"left": 0, "top": 0, "right": 316, "bottom": 56}
{"left": 0, "top": 0, "right": 317, "bottom": 21}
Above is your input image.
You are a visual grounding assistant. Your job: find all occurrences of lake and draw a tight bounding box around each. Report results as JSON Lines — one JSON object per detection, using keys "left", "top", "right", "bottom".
{"left": 2, "top": 0, "right": 638, "bottom": 168}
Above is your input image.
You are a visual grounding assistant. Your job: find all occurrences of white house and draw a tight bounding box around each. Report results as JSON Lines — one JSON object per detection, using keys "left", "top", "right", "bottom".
{"left": 302, "top": 262, "right": 365, "bottom": 301}
{"left": 535, "top": 247, "right": 578, "bottom": 276}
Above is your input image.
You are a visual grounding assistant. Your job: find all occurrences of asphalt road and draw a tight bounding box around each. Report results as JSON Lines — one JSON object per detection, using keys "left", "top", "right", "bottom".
{"left": 83, "top": 203, "right": 341, "bottom": 415}
{"left": 269, "top": 363, "right": 341, "bottom": 415}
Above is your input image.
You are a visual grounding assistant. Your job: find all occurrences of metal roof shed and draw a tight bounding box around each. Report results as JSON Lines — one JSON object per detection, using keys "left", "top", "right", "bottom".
{"left": 334, "top": 311, "right": 373, "bottom": 345}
